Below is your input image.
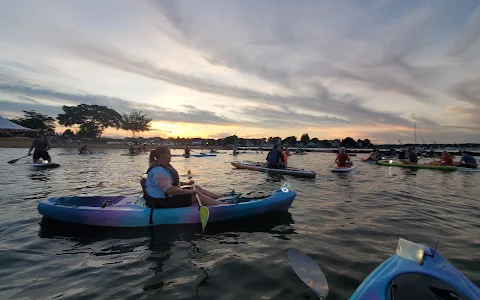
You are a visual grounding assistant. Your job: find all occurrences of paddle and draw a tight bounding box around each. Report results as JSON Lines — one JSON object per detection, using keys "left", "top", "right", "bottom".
{"left": 288, "top": 248, "right": 329, "bottom": 299}
{"left": 8, "top": 155, "right": 29, "bottom": 164}
{"left": 187, "top": 170, "right": 209, "bottom": 232}
{"left": 8, "top": 142, "right": 60, "bottom": 164}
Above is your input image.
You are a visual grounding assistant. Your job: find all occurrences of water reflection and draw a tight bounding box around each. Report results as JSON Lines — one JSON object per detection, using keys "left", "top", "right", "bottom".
{"left": 29, "top": 170, "right": 52, "bottom": 182}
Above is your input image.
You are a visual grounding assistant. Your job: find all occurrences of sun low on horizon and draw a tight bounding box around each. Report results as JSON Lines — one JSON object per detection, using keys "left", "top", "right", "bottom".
{"left": 1, "top": 0, "right": 479, "bottom": 144}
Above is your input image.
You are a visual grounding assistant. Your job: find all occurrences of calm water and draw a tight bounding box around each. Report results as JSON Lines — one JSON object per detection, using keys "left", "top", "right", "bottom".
{"left": 1, "top": 148, "right": 479, "bottom": 300}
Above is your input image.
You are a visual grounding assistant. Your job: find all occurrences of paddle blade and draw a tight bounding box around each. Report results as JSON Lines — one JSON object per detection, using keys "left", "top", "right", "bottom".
{"left": 8, "top": 156, "right": 26, "bottom": 164}
{"left": 288, "top": 248, "right": 329, "bottom": 299}
{"left": 199, "top": 206, "right": 209, "bottom": 231}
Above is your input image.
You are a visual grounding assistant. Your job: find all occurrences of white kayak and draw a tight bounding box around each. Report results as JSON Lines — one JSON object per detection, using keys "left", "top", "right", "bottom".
{"left": 330, "top": 164, "right": 357, "bottom": 172}
{"left": 32, "top": 162, "right": 60, "bottom": 168}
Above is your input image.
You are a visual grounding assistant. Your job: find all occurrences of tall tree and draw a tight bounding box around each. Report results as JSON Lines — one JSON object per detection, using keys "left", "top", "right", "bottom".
{"left": 300, "top": 133, "right": 310, "bottom": 145}
{"left": 10, "top": 110, "right": 55, "bottom": 133}
{"left": 341, "top": 137, "right": 356, "bottom": 147}
{"left": 283, "top": 136, "right": 297, "bottom": 146}
{"left": 121, "top": 110, "right": 152, "bottom": 138}
{"left": 267, "top": 136, "right": 282, "bottom": 145}
{"left": 363, "top": 139, "right": 371, "bottom": 148}
{"left": 57, "top": 104, "right": 122, "bottom": 139}
{"left": 62, "top": 129, "right": 76, "bottom": 138}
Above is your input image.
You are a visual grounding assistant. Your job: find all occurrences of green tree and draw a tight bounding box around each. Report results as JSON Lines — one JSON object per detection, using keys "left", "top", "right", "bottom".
{"left": 300, "top": 133, "right": 310, "bottom": 145}
{"left": 10, "top": 110, "right": 55, "bottom": 133}
{"left": 57, "top": 104, "right": 122, "bottom": 139}
{"left": 223, "top": 135, "right": 237, "bottom": 146}
{"left": 356, "top": 139, "right": 364, "bottom": 148}
{"left": 363, "top": 139, "right": 371, "bottom": 148}
{"left": 121, "top": 110, "right": 152, "bottom": 138}
{"left": 62, "top": 129, "right": 76, "bottom": 138}
{"left": 310, "top": 137, "right": 320, "bottom": 145}
{"left": 283, "top": 136, "right": 297, "bottom": 146}
{"left": 320, "top": 139, "right": 331, "bottom": 147}
{"left": 268, "top": 136, "right": 282, "bottom": 145}
{"left": 341, "top": 137, "right": 356, "bottom": 148}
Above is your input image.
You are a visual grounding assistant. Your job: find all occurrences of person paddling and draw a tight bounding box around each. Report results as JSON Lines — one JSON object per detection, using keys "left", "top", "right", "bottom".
{"left": 365, "top": 148, "right": 380, "bottom": 162}
{"left": 184, "top": 146, "right": 191, "bottom": 156}
{"left": 266, "top": 145, "right": 286, "bottom": 169}
{"left": 335, "top": 147, "right": 352, "bottom": 167}
{"left": 127, "top": 145, "right": 135, "bottom": 154}
{"left": 457, "top": 151, "right": 478, "bottom": 169}
{"left": 28, "top": 131, "right": 52, "bottom": 163}
{"left": 142, "top": 146, "right": 223, "bottom": 208}
{"left": 79, "top": 144, "right": 89, "bottom": 154}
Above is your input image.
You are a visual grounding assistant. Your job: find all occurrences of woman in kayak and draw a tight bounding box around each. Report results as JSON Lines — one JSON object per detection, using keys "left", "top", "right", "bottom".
{"left": 433, "top": 151, "right": 454, "bottom": 166}
{"left": 144, "top": 146, "right": 223, "bottom": 208}
{"left": 335, "top": 147, "right": 352, "bottom": 167}
{"left": 27, "top": 131, "right": 52, "bottom": 163}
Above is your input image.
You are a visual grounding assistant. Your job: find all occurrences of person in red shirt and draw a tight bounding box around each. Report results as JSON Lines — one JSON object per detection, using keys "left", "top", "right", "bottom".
{"left": 335, "top": 147, "right": 351, "bottom": 167}
{"left": 435, "top": 151, "right": 453, "bottom": 166}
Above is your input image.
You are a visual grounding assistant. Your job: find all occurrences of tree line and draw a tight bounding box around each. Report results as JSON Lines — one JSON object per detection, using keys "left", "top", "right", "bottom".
{"left": 222, "top": 134, "right": 373, "bottom": 148}
{"left": 8, "top": 105, "right": 374, "bottom": 147}
{"left": 9, "top": 104, "right": 152, "bottom": 139}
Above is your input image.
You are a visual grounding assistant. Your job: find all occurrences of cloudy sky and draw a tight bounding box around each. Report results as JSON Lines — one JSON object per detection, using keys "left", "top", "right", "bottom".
{"left": 1, "top": 0, "right": 479, "bottom": 143}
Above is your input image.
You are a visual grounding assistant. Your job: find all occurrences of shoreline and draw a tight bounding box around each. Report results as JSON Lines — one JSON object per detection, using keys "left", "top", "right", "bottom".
{"left": 1, "top": 138, "right": 479, "bottom": 156}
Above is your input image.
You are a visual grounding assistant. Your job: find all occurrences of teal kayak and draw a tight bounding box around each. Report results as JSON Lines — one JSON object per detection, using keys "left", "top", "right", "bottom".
{"left": 290, "top": 239, "right": 479, "bottom": 300}
{"left": 349, "top": 239, "right": 479, "bottom": 299}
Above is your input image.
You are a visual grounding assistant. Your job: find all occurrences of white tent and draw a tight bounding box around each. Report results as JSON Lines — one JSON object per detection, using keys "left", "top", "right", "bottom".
{"left": 0, "top": 115, "right": 36, "bottom": 131}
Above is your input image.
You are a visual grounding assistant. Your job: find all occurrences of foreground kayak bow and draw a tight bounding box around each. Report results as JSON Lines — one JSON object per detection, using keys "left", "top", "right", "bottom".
{"left": 289, "top": 238, "right": 480, "bottom": 299}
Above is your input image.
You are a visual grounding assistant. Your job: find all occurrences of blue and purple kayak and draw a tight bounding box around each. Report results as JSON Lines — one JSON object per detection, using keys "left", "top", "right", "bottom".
{"left": 350, "top": 238, "right": 479, "bottom": 299}
{"left": 37, "top": 189, "right": 296, "bottom": 227}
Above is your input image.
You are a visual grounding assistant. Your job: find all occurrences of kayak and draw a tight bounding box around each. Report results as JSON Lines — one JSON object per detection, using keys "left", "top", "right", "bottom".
{"left": 330, "top": 164, "right": 357, "bottom": 173}
{"left": 120, "top": 153, "right": 139, "bottom": 156}
{"left": 377, "top": 160, "right": 457, "bottom": 171}
{"left": 32, "top": 162, "right": 60, "bottom": 168}
{"left": 360, "top": 158, "right": 378, "bottom": 164}
{"left": 193, "top": 153, "right": 217, "bottom": 157}
{"left": 231, "top": 161, "right": 316, "bottom": 178}
{"left": 349, "top": 238, "right": 480, "bottom": 299}
{"left": 171, "top": 153, "right": 216, "bottom": 157}
{"left": 37, "top": 189, "right": 296, "bottom": 227}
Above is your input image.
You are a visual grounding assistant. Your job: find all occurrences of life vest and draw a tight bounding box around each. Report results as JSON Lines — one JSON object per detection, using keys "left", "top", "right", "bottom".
{"left": 146, "top": 163, "right": 180, "bottom": 187}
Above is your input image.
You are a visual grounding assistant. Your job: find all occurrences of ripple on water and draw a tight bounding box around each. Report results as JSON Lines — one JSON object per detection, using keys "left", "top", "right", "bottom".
{"left": 0, "top": 149, "right": 479, "bottom": 299}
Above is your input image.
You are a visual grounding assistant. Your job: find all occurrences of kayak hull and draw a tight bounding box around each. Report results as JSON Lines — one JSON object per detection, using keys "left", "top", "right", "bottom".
{"left": 32, "top": 163, "right": 60, "bottom": 168}
{"left": 37, "top": 189, "right": 296, "bottom": 227}
{"left": 350, "top": 240, "right": 480, "bottom": 300}
{"left": 377, "top": 160, "right": 457, "bottom": 171}
{"left": 231, "top": 161, "right": 316, "bottom": 178}
{"left": 360, "top": 158, "right": 378, "bottom": 164}
{"left": 330, "top": 164, "right": 357, "bottom": 172}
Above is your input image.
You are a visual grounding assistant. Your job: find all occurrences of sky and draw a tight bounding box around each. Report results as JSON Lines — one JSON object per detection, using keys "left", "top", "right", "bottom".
{"left": 0, "top": 0, "right": 479, "bottom": 143}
